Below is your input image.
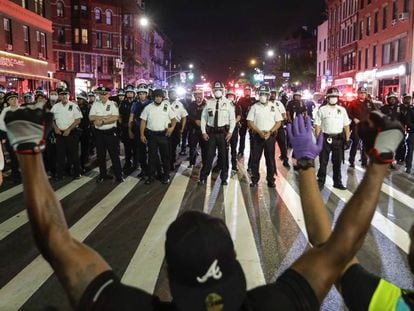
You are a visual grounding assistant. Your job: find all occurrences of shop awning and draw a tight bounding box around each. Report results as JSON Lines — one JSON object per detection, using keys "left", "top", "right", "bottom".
{"left": 0, "top": 69, "right": 58, "bottom": 82}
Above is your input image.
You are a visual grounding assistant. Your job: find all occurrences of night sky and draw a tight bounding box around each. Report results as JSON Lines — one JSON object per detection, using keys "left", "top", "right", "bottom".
{"left": 146, "top": 0, "right": 326, "bottom": 81}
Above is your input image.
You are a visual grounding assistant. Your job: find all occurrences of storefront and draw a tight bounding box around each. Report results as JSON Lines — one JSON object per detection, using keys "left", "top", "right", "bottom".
{"left": 0, "top": 51, "right": 56, "bottom": 95}
{"left": 375, "top": 63, "right": 409, "bottom": 101}
{"left": 355, "top": 69, "right": 377, "bottom": 95}
{"left": 333, "top": 77, "right": 354, "bottom": 95}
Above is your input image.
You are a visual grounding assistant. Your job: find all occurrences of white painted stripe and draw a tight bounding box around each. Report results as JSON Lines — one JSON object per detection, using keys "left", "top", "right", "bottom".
{"left": 0, "top": 184, "right": 23, "bottom": 203}
{"left": 203, "top": 175, "right": 213, "bottom": 213}
{"left": 0, "top": 171, "right": 99, "bottom": 240}
{"left": 0, "top": 176, "right": 139, "bottom": 310}
{"left": 354, "top": 164, "right": 414, "bottom": 211}
{"left": 122, "top": 165, "right": 189, "bottom": 293}
{"left": 325, "top": 176, "right": 410, "bottom": 253}
{"left": 224, "top": 177, "right": 266, "bottom": 289}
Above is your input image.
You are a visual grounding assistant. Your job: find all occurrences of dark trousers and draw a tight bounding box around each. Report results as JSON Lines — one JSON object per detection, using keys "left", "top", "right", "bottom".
{"left": 181, "top": 125, "right": 189, "bottom": 152}
{"left": 147, "top": 131, "right": 170, "bottom": 178}
{"left": 229, "top": 125, "right": 239, "bottom": 169}
{"left": 405, "top": 133, "right": 414, "bottom": 169}
{"left": 396, "top": 139, "right": 407, "bottom": 162}
{"left": 95, "top": 129, "right": 122, "bottom": 179}
{"left": 349, "top": 130, "right": 367, "bottom": 166}
{"left": 80, "top": 129, "right": 91, "bottom": 169}
{"left": 44, "top": 133, "right": 56, "bottom": 175}
{"left": 56, "top": 134, "right": 81, "bottom": 177}
{"left": 276, "top": 127, "right": 288, "bottom": 161}
{"left": 248, "top": 130, "right": 254, "bottom": 170}
{"left": 4, "top": 139, "right": 19, "bottom": 178}
{"left": 170, "top": 123, "right": 182, "bottom": 167}
{"left": 200, "top": 132, "right": 228, "bottom": 181}
{"left": 238, "top": 122, "right": 248, "bottom": 154}
{"left": 189, "top": 127, "right": 207, "bottom": 166}
{"left": 251, "top": 134, "right": 276, "bottom": 183}
{"left": 133, "top": 125, "right": 148, "bottom": 174}
{"left": 120, "top": 126, "right": 138, "bottom": 168}
{"left": 317, "top": 136, "right": 343, "bottom": 185}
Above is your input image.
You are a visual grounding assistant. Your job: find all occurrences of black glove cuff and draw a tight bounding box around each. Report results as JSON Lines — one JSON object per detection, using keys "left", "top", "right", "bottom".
{"left": 15, "top": 142, "right": 45, "bottom": 154}
{"left": 294, "top": 157, "right": 315, "bottom": 171}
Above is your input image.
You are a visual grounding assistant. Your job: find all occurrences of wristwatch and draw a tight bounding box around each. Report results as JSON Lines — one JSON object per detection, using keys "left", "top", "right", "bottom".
{"left": 294, "top": 157, "right": 315, "bottom": 171}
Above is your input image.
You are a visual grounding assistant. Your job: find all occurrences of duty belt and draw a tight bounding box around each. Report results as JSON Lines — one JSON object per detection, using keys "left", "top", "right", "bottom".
{"left": 323, "top": 133, "right": 343, "bottom": 139}
{"left": 147, "top": 129, "right": 166, "bottom": 135}
{"left": 206, "top": 125, "right": 228, "bottom": 134}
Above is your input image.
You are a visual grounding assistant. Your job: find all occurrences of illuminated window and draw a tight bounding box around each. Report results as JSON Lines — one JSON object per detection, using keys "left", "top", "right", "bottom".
{"left": 95, "top": 8, "right": 102, "bottom": 22}
{"left": 81, "top": 29, "right": 88, "bottom": 44}
{"left": 23, "top": 26, "right": 30, "bottom": 54}
{"left": 105, "top": 10, "right": 112, "bottom": 25}
{"left": 57, "top": 1, "right": 64, "bottom": 17}
{"left": 96, "top": 32, "right": 102, "bottom": 48}
{"left": 74, "top": 28, "right": 80, "bottom": 44}
{"left": 4, "top": 18, "right": 12, "bottom": 46}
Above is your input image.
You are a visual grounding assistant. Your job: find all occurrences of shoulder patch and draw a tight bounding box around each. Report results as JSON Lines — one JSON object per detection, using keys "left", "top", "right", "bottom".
{"left": 271, "top": 106, "right": 275, "bottom": 112}
{"left": 68, "top": 105, "right": 73, "bottom": 111}
{"left": 106, "top": 105, "right": 111, "bottom": 112}
{"left": 163, "top": 104, "right": 168, "bottom": 112}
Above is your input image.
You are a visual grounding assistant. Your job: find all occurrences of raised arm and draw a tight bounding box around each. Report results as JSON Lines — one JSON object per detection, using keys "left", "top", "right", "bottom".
{"left": 5, "top": 106, "right": 110, "bottom": 308}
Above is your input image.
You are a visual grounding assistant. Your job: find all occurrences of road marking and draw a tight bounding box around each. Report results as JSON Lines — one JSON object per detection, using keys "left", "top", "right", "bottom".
{"left": 0, "top": 176, "right": 139, "bottom": 310}
{"left": 325, "top": 176, "right": 410, "bottom": 253}
{"left": 0, "top": 184, "right": 23, "bottom": 204}
{"left": 122, "top": 165, "right": 189, "bottom": 293}
{"left": 0, "top": 171, "right": 99, "bottom": 240}
{"left": 223, "top": 176, "right": 266, "bottom": 289}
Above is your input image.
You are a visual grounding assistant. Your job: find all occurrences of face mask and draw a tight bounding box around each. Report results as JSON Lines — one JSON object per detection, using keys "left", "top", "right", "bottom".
{"left": 95, "top": 95, "right": 100, "bottom": 101}
{"left": 259, "top": 95, "right": 268, "bottom": 104}
{"left": 214, "top": 90, "right": 223, "bottom": 98}
{"left": 328, "top": 97, "right": 338, "bottom": 105}
{"left": 50, "top": 95, "right": 58, "bottom": 101}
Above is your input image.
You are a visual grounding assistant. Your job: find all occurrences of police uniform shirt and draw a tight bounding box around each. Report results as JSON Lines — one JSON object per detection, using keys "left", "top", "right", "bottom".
{"left": 51, "top": 101, "right": 83, "bottom": 131}
{"left": 0, "top": 105, "right": 18, "bottom": 132}
{"left": 141, "top": 101, "right": 176, "bottom": 131}
{"left": 247, "top": 102, "right": 284, "bottom": 131}
{"left": 314, "top": 105, "right": 351, "bottom": 134}
{"left": 89, "top": 100, "right": 119, "bottom": 130}
{"left": 201, "top": 97, "right": 236, "bottom": 134}
{"left": 170, "top": 100, "right": 188, "bottom": 123}
{"left": 272, "top": 100, "right": 286, "bottom": 115}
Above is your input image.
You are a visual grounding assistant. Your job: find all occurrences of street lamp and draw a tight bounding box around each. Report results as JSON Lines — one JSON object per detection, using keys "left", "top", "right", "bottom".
{"left": 189, "top": 64, "right": 194, "bottom": 69}
{"left": 250, "top": 59, "right": 257, "bottom": 66}
{"left": 267, "top": 49, "right": 275, "bottom": 58}
{"left": 140, "top": 16, "right": 149, "bottom": 27}
{"left": 240, "top": 72, "right": 245, "bottom": 77}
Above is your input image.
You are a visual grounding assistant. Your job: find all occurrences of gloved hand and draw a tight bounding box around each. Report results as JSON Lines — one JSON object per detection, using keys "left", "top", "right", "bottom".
{"left": 357, "top": 111, "right": 404, "bottom": 164}
{"left": 287, "top": 115, "right": 323, "bottom": 160}
{"left": 4, "top": 103, "right": 53, "bottom": 154}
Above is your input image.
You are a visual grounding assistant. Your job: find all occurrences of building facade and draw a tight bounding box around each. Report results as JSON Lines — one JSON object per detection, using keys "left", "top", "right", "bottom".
{"left": 0, "top": 0, "right": 55, "bottom": 93}
{"left": 317, "top": 21, "right": 329, "bottom": 92}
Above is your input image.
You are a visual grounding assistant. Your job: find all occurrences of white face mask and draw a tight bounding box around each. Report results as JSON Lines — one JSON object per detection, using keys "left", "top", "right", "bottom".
{"left": 328, "top": 97, "right": 338, "bottom": 105}
{"left": 214, "top": 90, "right": 223, "bottom": 98}
{"left": 259, "top": 95, "right": 268, "bottom": 104}
{"left": 95, "top": 95, "right": 100, "bottom": 101}
{"left": 50, "top": 95, "right": 58, "bottom": 101}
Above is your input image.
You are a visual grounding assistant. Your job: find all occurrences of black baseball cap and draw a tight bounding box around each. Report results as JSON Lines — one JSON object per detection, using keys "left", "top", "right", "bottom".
{"left": 165, "top": 211, "right": 246, "bottom": 311}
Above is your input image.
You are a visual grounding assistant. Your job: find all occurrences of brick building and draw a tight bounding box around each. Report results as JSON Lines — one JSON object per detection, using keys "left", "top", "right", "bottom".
{"left": 317, "top": 21, "right": 329, "bottom": 92}
{"left": 0, "top": 0, "right": 55, "bottom": 93}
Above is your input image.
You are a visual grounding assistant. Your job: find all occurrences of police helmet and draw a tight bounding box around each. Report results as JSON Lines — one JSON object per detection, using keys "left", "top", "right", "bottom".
{"left": 153, "top": 89, "right": 164, "bottom": 98}
{"left": 258, "top": 85, "right": 271, "bottom": 95}
{"left": 118, "top": 88, "right": 125, "bottom": 96}
{"left": 270, "top": 89, "right": 277, "bottom": 94}
{"left": 402, "top": 93, "right": 412, "bottom": 98}
{"left": 56, "top": 86, "right": 69, "bottom": 95}
{"left": 87, "top": 91, "right": 95, "bottom": 97}
{"left": 326, "top": 87, "right": 340, "bottom": 98}
{"left": 386, "top": 92, "right": 398, "bottom": 99}
{"left": 244, "top": 85, "right": 252, "bottom": 91}
{"left": 226, "top": 89, "right": 236, "bottom": 96}
{"left": 5, "top": 91, "right": 18, "bottom": 102}
{"left": 0, "top": 85, "right": 6, "bottom": 94}
{"left": 76, "top": 92, "right": 88, "bottom": 101}
{"left": 357, "top": 87, "right": 368, "bottom": 94}
{"left": 35, "top": 87, "right": 47, "bottom": 98}
{"left": 213, "top": 81, "right": 225, "bottom": 90}
{"left": 136, "top": 84, "right": 149, "bottom": 94}
{"left": 99, "top": 86, "right": 111, "bottom": 94}
{"left": 24, "top": 91, "right": 33, "bottom": 98}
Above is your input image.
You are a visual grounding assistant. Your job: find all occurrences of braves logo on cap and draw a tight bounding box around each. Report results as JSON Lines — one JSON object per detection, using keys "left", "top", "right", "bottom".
{"left": 196, "top": 259, "right": 223, "bottom": 283}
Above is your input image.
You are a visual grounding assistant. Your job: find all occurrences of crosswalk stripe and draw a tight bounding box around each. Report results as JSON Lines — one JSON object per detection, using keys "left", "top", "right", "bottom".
{"left": 203, "top": 175, "right": 213, "bottom": 213}
{"left": 0, "top": 176, "right": 140, "bottom": 310}
{"left": 224, "top": 177, "right": 266, "bottom": 289}
{"left": 121, "top": 165, "right": 189, "bottom": 293}
{"left": 0, "top": 170, "right": 100, "bottom": 240}
{"left": 0, "top": 184, "right": 23, "bottom": 204}
{"left": 353, "top": 164, "right": 414, "bottom": 211}
{"left": 325, "top": 176, "right": 410, "bottom": 253}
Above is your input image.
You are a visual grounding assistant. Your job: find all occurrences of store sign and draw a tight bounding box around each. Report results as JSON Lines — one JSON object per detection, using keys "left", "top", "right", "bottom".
{"left": 375, "top": 64, "right": 407, "bottom": 79}
{"left": 0, "top": 56, "right": 24, "bottom": 68}
{"left": 254, "top": 73, "right": 264, "bottom": 81}
{"left": 264, "top": 75, "right": 276, "bottom": 80}
{"left": 356, "top": 69, "right": 376, "bottom": 82}
{"left": 334, "top": 77, "right": 353, "bottom": 86}
{"left": 282, "top": 72, "right": 290, "bottom": 78}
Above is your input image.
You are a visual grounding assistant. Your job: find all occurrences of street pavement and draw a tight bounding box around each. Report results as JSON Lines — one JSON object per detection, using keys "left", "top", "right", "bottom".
{"left": 0, "top": 143, "right": 413, "bottom": 310}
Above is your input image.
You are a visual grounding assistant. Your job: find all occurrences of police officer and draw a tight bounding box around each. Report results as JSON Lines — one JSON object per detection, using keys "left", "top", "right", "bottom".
{"left": 51, "top": 86, "right": 83, "bottom": 180}
{"left": 168, "top": 87, "right": 188, "bottom": 169}
{"left": 247, "top": 86, "right": 283, "bottom": 188}
{"left": 187, "top": 88, "right": 207, "bottom": 168}
{"left": 34, "top": 87, "right": 48, "bottom": 108}
{"left": 286, "top": 91, "right": 307, "bottom": 123}
{"left": 0, "top": 85, "right": 6, "bottom": 114}
{"left": 180, "top": 90, "right": 193, "bottom": 155}
{"left": 87, "top": 91, "right": 96, "bottom": 107}
{"left": 403, "top": 93, "right": 414, "bottom": 173}
{"left": 22, "top": 91, "right": 34, "bottom": 106}
{"left": 270, "top": 89, "right": 290, "bottom": 168}
{"left": 89, "top": 86, "right": 124, "bottom": 183}
{"left": 347, "top": 87, "right": 377, "bottom": 168}
{"left": 279, "top": 91, "right": 289, "bottom": 107}
{"left": 76, "top": 92, "right": 91, "bottom": 172}
{"left": 49, "top": 90, "right": 59, "bottom": 106}
{"left": 0, "top": 91, "right": 20, "bottom": 182}
{"left": 119, "top": 85, "right": 138, "bottom": 173}
{"left": 117, "top": 89, "right": 125, "bottom": 105}
{"left": 140, "top": 89, "right": 176, "bottom": 185}
{"left": 129, "top": 83, "right": 151, "bottom": 178}
{"left": 199, "top": 81, "right": 235, "bottom": 186}
{"left": 237, "top": 85, "right": 256, "bottom": 156}
{"left": 226, "top": 88, "right": 241, "bottom": 172}
{"left": 315, "top": 87, "right": 351, "bottom": 190}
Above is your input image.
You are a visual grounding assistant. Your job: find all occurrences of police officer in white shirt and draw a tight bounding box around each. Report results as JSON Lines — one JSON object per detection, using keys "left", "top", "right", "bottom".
{"left": 89, "top": 86, "right": 123, "bottom": 183}
{"left": 51, "top": 86, "right": 83, "bottom": 180}
{"left": 247, "top": 85, "right": 283, "bottom": 188}
{"left": 314, "top": 87, "right": 351, "bottom": 190}
{"left": 140, "top": 89, "right": 177, "bottom": 185}
{"left": 270, "top": 89, "right": 290, "bottom": 168}
{"left": 199, "top": 81, "right": 235, "bottom": 186}
{"left": 168, "top": 87, "right": 188, "bottom": 169}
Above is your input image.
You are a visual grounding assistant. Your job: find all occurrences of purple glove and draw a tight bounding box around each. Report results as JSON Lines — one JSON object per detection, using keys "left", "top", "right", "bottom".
{"left": 287, "top": 115, "right": 323, "bottom": 160}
